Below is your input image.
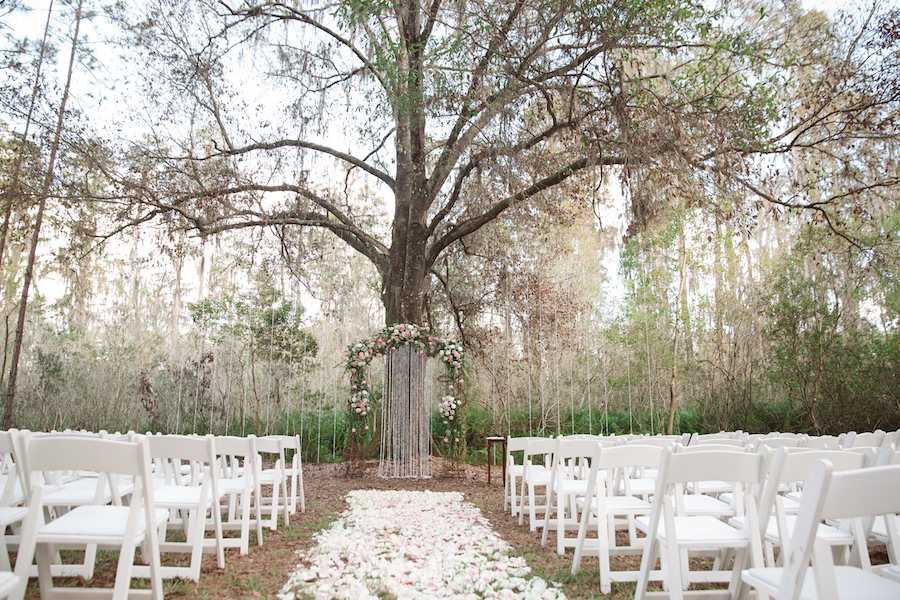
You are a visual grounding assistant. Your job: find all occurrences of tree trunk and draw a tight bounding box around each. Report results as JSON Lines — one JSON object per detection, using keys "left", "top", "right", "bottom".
{"left": 0, "top": 0, "right": 55, "bottom": 399}
{"left": 666, "top": 226, "right": 688, "bottom": 435}
{"left": 2, "top": 0, "right": 83, "bottom": 430}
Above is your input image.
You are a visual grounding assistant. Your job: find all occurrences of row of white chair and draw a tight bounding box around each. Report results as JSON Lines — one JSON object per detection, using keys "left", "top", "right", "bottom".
{"left": 503, "top": 432, "right": 900, "bottom": 598}
{"left": 0, "top": 429, "right": 305, "bottom": 599}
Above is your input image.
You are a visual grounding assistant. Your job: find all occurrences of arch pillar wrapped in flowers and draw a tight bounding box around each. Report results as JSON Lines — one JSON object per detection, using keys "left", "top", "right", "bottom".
{"left": 344, "top": 324, "right": 465, "bottom": 478}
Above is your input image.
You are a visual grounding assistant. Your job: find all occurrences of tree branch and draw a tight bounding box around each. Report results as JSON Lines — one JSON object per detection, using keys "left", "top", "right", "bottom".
{"left": 426, "top": 153, "right": 625, "bottom": 269}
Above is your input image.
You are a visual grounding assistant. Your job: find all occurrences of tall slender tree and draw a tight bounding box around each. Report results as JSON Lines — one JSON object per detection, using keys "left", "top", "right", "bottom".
{"left": 2, "top": 0, "right": 84, "bottom": 428}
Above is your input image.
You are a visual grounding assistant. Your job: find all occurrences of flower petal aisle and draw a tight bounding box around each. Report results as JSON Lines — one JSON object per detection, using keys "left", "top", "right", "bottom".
{"left": 278, "top": 490, "right": 567, "bottom": 600}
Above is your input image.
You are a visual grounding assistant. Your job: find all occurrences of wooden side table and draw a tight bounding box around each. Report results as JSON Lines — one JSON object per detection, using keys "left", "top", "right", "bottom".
{"left": 485, "top": 436, "right": 506, "bottom": 485}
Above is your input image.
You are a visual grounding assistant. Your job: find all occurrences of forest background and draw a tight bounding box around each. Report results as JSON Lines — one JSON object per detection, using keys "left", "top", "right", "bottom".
{"left": 0, "top": 0, "right": 898, "bottom": 462}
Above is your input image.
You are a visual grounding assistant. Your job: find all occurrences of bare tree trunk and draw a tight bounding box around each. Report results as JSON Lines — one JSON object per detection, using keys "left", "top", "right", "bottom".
{"left": 0, "top": 0, "right": 55, "bottom": 396}
{"left": 667, "top": 227, "right": 688, "bottom": 435}
{"left": 2, "top": 0, "right": 83, "bottom": 429}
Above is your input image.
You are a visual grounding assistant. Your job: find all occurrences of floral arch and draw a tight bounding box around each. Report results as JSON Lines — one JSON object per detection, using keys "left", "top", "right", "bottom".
{"left": 344, "top": 324, "right": 466, "bottom": 464}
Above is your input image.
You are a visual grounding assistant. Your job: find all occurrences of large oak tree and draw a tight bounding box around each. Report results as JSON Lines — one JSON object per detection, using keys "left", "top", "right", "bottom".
{"left": 94, "top": 0, "right": 898, "bottom": 326}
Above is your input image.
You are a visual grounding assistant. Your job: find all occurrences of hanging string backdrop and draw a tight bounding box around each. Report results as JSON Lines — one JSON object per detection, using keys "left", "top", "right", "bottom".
{"left": 344, "top": 324, "right": 466, "bottom": 478}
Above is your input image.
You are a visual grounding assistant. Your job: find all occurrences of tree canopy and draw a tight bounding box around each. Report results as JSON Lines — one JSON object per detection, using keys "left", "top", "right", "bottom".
{"left": 65, "top": 0, "right": 896, "bottom": 325}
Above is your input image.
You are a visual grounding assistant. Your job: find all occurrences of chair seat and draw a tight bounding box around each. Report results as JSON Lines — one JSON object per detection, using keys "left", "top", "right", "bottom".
{"left": 0, "top": 570, "right": 20, "bottom": 598}
{"left": 0, "top": 477, "right": 24, "bottom": 506}
{"left": 582, "top": 495, "right": 652, "bottom": 514}
{"left": 153, "top": 485, "right": 209, "bottom": 508}
{"left": 507, "top": 464, "right": 524, "bottom": 476}
{"left": 687, "top": 479, "right": 733, "bottom": 494}
{"left": 557, "top": 479, "right": 589, "bottom": 494}
{"left": 871, "top": 515, "right": 900, "bottom": 540}
{"left": 637, "top": 515, "right": 746, "bottom": 546}
{"left": 38, "top": 505, "right": 169, "bottom": 542}
{"left": 0, "top": 506, "right": 28, "bottom": 525}
{"left": 743, "top": 566, "right": 900, "bottom": 600}
{"left": 621, "top": 478, "right": 655, "bottom": 496}
{"left": 43, "top": 477, "right": 133, "bottom": 506}
{"left": 525, "top": 470, "right": 551, "bottom": 485}
{"left": 218, "top": 477, "right": 248, "bottom": 494}
{"left": 765, "top": 515, "right": 853, "bottom": 545}
{"left": 682, "top": 493, "right": 734, "bottom": 516}
{"left": 258, "top": 468, "right": 283, "bottom": 484}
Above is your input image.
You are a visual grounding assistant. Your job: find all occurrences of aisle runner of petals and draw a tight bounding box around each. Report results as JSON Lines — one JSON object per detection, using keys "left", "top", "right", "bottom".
{"left": 278, "top": 490, "right": 567, "bottom": 600}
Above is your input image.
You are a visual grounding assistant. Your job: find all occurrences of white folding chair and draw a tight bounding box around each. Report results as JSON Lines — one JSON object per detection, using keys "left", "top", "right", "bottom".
{"left": 504, "top": 436, "right": 531, "bottom": 517}
{"left": 541, "top": 438, "right": 602, "bottom": 554}
{"left": 26, "top": 436, "right": 166, "bottom": 599}
{"left": 214, "top": 435, "right": 263, "bottom": 554}
{"left": 850, "top": 431, "right": 884, "bottom": 449}
{"left": 676, "top": 445, "right": 750, "bottom": 518}
{"left": 806, "top": 435, "right": 842, "bottom": 450}
{"left": 18, "top": 430, "right": 134, "bottom": 512}
{"left": 519, "top": 437, "right": 556, "bottom": 530}
{"left": 267, "top": 435, "right": 304, "bottom": 514}
{"left": 146, "top": 434, "right": 225, "bottom": 581}
{"left": 255, "top": 436, "right": 289, "bottom": 530}
{"left": 572, "top": 443, "right": 667, "bottom": 594}
{"left": 0, "top": 432, "right": 27, "bottom": 574}
{"left": 635, "top": 449, "right": 766, "bottom": 600}
{"left": 688, "top": 432, "right": 746, "bottom": 446}
{"left": 748, "top": 448, "right": 866, "bottom": 568}
{"left": 870, "top": 445, "right": 900, "bottom": 573}
{"left": 742, "top": 460, "right": 900, "bottom": 600}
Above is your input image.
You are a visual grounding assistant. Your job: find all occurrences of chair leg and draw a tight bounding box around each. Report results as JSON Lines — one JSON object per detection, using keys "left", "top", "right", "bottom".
{"left": 571, "top": 505, "right": 592, "bottom": 575}
{"left": 518, "top": 478, "right": 526, "bottom": 526}
{"left": 113, "top": 540, "right": 138, "bottom": 600}
{"left": 556, "top": 495, "right": 566, "bottom": 554}
{"left": 599, "top": 512, "right": 612, "bottom": 595}
{"left": 239, "top": 491, "right": 250, "bottom": 555}
{"left": 634, "top": 535, "right": 659, "bottom": 600}
{"left": 36, "top": 544, "right": 55, "bottom": 597}
{"left": 528, "top": 484, "right": 539, "bottom": 531}
{"left": 0, "top": 533, "right": 10, "bottom": 571}
{"left": 83, "top": 542, "right": 98, "bottom": 579}
{"left": 186, "top": 507, "right": 203, "bottom": 581}
{"left": 668, "top": 542, "right": 686, "bottom": 600}
{"left": 212, "top": 496, "right": 225, "bottom": 568}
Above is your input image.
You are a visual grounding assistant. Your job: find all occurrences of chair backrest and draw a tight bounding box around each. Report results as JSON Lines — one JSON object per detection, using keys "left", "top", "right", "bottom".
{"left": 255, "top": 437, "right": 286, "bottom": 473}
{"left": 689, "top": 431, "right": 741, "bottom": 444}
{"left": 271, "top": 434, "right": 301, "bottom": 452}
{"left": 850, "top": 431, "right": 883, "bottom": 448}
{"left": 876, "top": 443, "right": 900, "bottom": 466}
{"left": 507, "top": 436, "right": 534, "bottom": 453}
{"left": 661, "top": 449, "right": 763, "bottom": 487}
{"left": 882, "top": 430, "right": 900, "bottom": 447}
{"left": 753, "top": 436, "right": 805, "bottom": 451}
{"left": 778, "top": 461, "right": 900, "bottom": 600}
{"left": 678, "top": 443, "right": 749, "bottom": 453}
{"left": 214, "top": 435, "right": 259, "bottom": 480}
{"left": 804, "top": 434, "right": 841, "bottom": 449}
{"left": 597, "top": 444, "right": 666, "bottom": 472}
{"left": 145, "top": 434, "right": 217, "bottom": 486}
{"left": 522, "top": 437, "right": 556, "bottom": 459}
{"left": 0, "top": 430, "right": 24, "bottom": 506}
{"left": 597, "top": 444, "right": 666, "bottom": 497}
{"left": 254, "top": 436, "right": 284, "bottom": 456}
{"left": 759, "top": 448, "right": 868, "bottom": 536}
{"left": 267, "top": 434, "right": 302, "bottom": 467}
{"left": 27, "top": 436, "right": 148, "bottom": 476}
{"left": 625, "top": 436, "right": 680, "bottom": 449}
{"left": 549, "top": 438, "right": 598, "bottom": 480}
